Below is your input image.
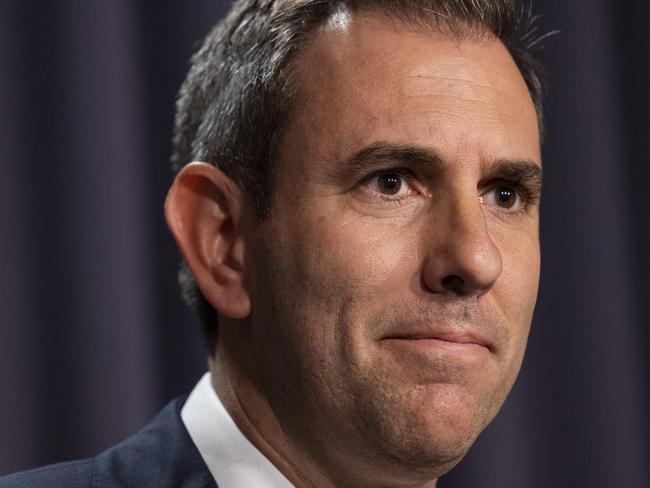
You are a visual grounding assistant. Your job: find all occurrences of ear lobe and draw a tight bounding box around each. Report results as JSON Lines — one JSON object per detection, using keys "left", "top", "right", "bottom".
{"left": 164, "top": 162, "right": 251, "bottom": 319}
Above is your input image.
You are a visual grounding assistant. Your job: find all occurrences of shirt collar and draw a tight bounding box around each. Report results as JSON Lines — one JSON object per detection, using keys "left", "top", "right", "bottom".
{"left": 181, "top": 372, "right": 294, "bottom": 488}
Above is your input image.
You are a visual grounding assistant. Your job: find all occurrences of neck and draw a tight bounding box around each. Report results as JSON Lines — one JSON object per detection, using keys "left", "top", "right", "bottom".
{"left": 210, "top": 341, "right": 329, "bottom": 487}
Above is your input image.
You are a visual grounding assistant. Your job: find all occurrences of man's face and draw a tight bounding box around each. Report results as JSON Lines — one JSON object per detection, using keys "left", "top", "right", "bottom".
{"left": 246, "top": 12, "right": 541, "bottom": 481}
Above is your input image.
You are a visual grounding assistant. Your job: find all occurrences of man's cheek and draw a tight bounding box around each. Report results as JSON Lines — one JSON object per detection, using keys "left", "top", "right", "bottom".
{"left": 307, "top": 220, "right": 419, "bottom": 295}
{"left": 493, "top": 228, "right": 539, "bottom": 293}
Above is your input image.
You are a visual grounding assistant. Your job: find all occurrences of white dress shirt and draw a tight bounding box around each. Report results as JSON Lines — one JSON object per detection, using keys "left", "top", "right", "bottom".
{"left": 181, "top": 373, "right": 294, "bottom": 488}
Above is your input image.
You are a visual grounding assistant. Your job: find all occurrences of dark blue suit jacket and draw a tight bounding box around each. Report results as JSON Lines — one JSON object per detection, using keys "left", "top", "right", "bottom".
{"left": 0, "top": 398, "right": 218, "bottom": 487}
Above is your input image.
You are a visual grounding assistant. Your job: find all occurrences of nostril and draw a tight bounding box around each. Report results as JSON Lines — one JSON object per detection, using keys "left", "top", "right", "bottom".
{"left": 441, "top": 275, "right": 465, "bottom": 295}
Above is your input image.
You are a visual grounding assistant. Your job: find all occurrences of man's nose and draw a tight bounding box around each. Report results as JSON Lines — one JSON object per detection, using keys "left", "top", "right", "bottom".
{"left": 421, "top": 199, "right": 503, "bottom": 298}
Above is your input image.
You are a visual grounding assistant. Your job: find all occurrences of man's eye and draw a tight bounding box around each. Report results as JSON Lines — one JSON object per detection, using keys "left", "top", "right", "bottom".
{"left": 482, "top": 185, "right": 523, "bottom": 212}
{"left": 366, "top": 172, "right": 411, "bottom": 198}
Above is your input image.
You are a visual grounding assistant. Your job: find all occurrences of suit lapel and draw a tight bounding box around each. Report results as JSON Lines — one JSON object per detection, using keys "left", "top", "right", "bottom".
{"left": 92, "top": 398, "right": 218, "bottom": 487}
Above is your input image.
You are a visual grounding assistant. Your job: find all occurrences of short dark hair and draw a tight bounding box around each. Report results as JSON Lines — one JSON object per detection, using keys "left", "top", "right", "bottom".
{"left": 171, "top": 0, "right": 552, "bottom": 352}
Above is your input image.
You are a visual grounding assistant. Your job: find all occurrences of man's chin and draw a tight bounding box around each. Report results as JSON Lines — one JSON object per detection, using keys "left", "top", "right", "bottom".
{"left": 361, "top": 382, "right": 493, "bottom": 472}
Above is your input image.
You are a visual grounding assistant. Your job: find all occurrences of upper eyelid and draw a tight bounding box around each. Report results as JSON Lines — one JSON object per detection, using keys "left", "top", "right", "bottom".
{"left": 361, "top": 167, "right": 417, "bottom": 183}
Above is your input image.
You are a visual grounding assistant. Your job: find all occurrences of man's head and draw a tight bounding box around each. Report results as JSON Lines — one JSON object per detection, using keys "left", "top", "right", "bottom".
{"left": 170, "top": 0, "right": 546, "bottom": 349}
{"left": 166, "top": 0, "right": 545, "bottom": 485}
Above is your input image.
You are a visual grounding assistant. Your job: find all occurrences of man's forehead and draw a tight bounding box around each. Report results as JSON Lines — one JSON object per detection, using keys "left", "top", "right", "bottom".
{"left": 296, "top": 10, "right": 526, "bottom": 96}
{"left": 283, "top": 10, "right": 540, "bottom": 170}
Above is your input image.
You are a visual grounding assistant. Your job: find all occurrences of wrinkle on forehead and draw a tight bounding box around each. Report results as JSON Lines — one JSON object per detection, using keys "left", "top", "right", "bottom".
{"left": 281, "top": 10, "right": 539, "bottom": 175}
{"left": 295, "top": 12, "right": 532, "bottom": 111}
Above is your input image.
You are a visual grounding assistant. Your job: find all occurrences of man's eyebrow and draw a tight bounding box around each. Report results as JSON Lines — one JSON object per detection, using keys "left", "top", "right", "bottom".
{"left": 333, "top": 142, "right": 444, "bottom": 179}
{"left": 484, "top": 159, "right": 543, "bottom": 193}
{"left": 333, "top": 142, "right": 543, "bottom": 194}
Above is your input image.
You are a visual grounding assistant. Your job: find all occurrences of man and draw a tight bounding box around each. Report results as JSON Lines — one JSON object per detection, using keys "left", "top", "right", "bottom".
{"left": 1, "top": 0, "right": 546, "bottom": 486}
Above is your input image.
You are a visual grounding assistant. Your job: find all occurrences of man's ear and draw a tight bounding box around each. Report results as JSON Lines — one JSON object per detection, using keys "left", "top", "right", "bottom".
{"left": 164, "top": 162, "right": 251, "bottom": 319}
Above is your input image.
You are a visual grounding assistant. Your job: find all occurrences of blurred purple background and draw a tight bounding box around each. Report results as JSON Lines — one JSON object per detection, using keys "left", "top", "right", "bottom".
{"left": 1, "top": 1, "right": 648, "bottom": 486}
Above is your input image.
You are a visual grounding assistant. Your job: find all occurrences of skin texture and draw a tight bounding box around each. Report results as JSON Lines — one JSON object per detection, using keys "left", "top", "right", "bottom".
{"left": 166, "top": 11, "right": 541, "bottom": 488}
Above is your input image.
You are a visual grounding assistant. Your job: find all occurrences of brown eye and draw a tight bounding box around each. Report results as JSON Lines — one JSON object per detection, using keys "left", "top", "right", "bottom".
{"left": 495, "top": 187, "right": 517, "bottom": 208}
{"left": 377, "top": 173, "right": 402, "bottom": 195}
{"left": 481, "top": 185, "right": 523, "bottom": 213}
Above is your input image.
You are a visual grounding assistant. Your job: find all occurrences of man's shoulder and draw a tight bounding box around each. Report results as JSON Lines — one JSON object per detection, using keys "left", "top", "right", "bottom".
{"left": 0, "top": 397, "right": 217, "bottom": 488}
{"left": 0, "top": 459, "right": 93, "bottom": 488}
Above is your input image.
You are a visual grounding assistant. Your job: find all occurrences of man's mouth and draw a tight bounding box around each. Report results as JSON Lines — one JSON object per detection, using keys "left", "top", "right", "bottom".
{"left": 382, "top": 329, "right": 494, "bottom": 354}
